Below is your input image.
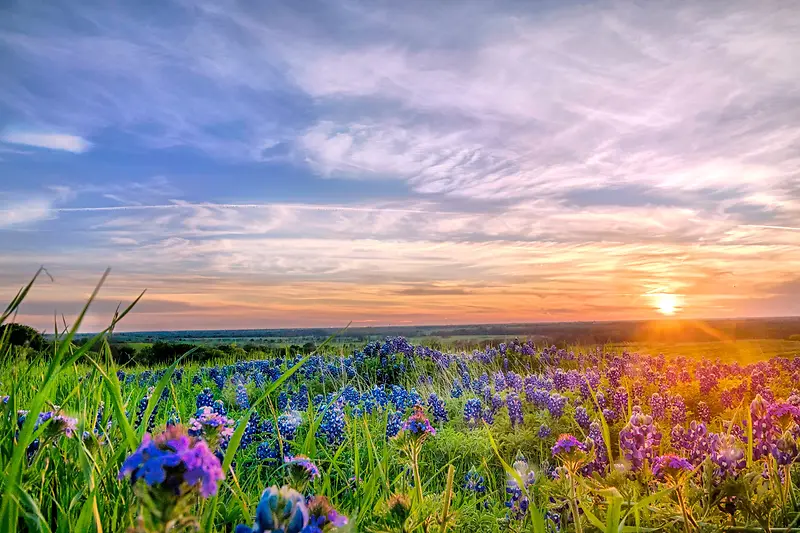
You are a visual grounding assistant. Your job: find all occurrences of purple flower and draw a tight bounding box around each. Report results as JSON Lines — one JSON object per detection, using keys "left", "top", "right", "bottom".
{"left": 400, "top": 405, "right": 436, "bottom": 439}
{"left": 619, "top": 406, "right": 661, "bottom": 471}
{"left": 711, "top": 433, "right": 745, "bottom": 479}
{"left": 649, "top": 393, "right": 666, "bottom": 421}
{"left": 188, "top": 406, "right": 235, "bottom": 451}
{"left": 696, "top": 401, "right": 711, "bottom": 424}
{"left": 464, "top": 398, "right": 482, "bottom": 427}
{"left": 652, "top": 454, "right": 693, "bottom": 482}
{"left": 771, "top": 433, "right": 799, "bottom": 466}
{"left": 119, "top": 426, "right": 224, "bottom": 498}
{"left": 767, "top": 402, "right": 800, "bottom": 431}
{"left": 547, "top": 393, "right": 567, "bottom": 419}
{"left": 552, "top": 434, "right": 586, "bottom": 457}
{"left": 574, "top": 406, "right": 591, "bottom": 430}
{"left": 284, "top": 454, "right": 320, "bottom": 482}
{"left": 507, "top": 393, "right": 524, "bottom": 428}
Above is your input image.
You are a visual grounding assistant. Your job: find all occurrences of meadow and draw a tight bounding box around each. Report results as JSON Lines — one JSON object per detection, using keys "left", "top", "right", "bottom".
{"left": 2, "top": 273, "right": 800, "bottom": 533}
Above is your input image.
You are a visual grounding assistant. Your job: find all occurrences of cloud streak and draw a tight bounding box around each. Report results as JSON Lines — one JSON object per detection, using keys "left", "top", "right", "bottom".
{"left": 1, "top": 131, "right": 91, "bottom": 153}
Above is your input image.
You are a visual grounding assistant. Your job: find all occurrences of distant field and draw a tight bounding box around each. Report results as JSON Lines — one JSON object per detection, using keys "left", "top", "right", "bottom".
{"left": 613, "top": 338, "right": 800, "bottom": 362}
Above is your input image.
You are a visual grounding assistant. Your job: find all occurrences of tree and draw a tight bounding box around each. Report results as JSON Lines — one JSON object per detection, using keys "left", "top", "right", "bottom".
{"left": 0, "top": 323, "right": 45, "bottom": 351}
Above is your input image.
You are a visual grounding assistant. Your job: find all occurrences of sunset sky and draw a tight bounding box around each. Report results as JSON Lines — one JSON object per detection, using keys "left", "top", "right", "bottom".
{"left": 1, "top": 1, "right": 799, "bottom": 332}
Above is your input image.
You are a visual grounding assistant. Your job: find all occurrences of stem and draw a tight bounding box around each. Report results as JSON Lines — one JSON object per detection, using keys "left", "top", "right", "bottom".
{"left": 568, "top": 470, "right": 583, "bottom": 533}
{"left": 412, "top": 443, "right": 424, "bottom": 505}
{"left": 439, "top": 464, "right": 455, "bottom": 533}
{"left": 676, "top": 486, "right": 693, "bottom": 533}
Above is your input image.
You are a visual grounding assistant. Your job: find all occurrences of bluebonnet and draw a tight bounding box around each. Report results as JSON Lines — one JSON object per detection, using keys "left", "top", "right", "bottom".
{"left": 427, "top": 393, "right": 448, "bottom": 424}
{"left": 277, "top": 412, "right": 303, "bottom": 441}
{"left": 612, "top": 387, "right": 628, "bottom": 416}
{"left": 464, "top": 399, "right": 482, "bottom": 427}
{"left": 538, "top": 424, "right": 551, "bottom": 438}
{"left": 277, "top": 391, "right": 289, "bottom": 411}
{"left": 619, "top": 406, "right": 661, "bottom": 471}
{"left": 213, "top": 400, "right": 227, "bottom": 416}
{"left": 386, "top": 411, "right": 403, "bottom": 439}
{"left": 196, "top": 388, "right": 214, "bottom": 410}
{"left": 649, "top": 393, "right": 665, "bottom": 421}
{"left": 256, "top": 441, "right": 281, "bottom": 465}
{"left": 670, "top": 394, "right": 686, "bottom": 425}
{"left": 547, "top": 393, "right": 567, "bottom": 419}
{"left": 696, "top": 401, "right": 711, "bottom": 423}
{"left": 291, "top": 384, "right": 309, "bottom": 412}
{"left": 574, "top": 406, "right": 591, "bottom": 430}
{"left": 464, "top": 467, "right": 487, "bottom": 495}
{"left": 493, "top": 371, "right": 507, "bottom": 392}
{"left": 507, "top": 393, "right": 524, "bottom": 428}
{"left": 236, "top": 384, "right": 250, "bottom": 409}
{"left": 318, "top": 402, "right": 346, "bottom": 447}
{"left": 450, "top": 383, "right": 463, "bottom": 399}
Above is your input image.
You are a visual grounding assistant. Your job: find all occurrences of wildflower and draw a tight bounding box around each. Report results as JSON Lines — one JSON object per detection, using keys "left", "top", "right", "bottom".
{"left": 386, "top": 411, "right": 403, "bottom": 439}
{"left": 119, "top": 426, "right": 224, "bottom": 498}
{"left": 235, "top": 485, "right": 308, "bottom": 533}
{"left": 771, "top": 433, "right": 799, "bottom": 466}
{"left": 696, "top": 401, "right": 711, "bottom": 423}
{"left": 463, "top": 398, "right": 482, "bottom": 427}
{"left": 750, "top": 394, "right": 776, "bottom": 460}
{"left": 464, "top": 467, "right": 486, "bottom": 494}
{"left": 710, "top": 433, "right": 745, "bottom": 479}
{"left": 399, "top": 405, "right": 436, "bottom": 440}
{"left": 450, "top": 384, "right": 462, "bottom": 403}
{"left": 236, "top": 384, "right": 250, "bottom": 409}
{"left": 188, "top": 406, "right": 235, "bottom": 451}
{"left": 284, "top": 454, "right": 320, "bottom": 485}
{"left": 277, "top": 411, "right": 303, "bottom": 441}
{"left": 256, "top": 441, "right": 280, "bottom": 465}
{"left": 507, "top": 393, "right": 524, "bottom": 428}
{"left": 649, "top": 393, "right": 666, "bottom": 421}
{"left": 427, "top": 393, "right": 448, "bottom": 424}
{"left": 212, "top": 399, "right": 227, "bottom": 416}
{"left": 291, "top": 384, "right": 309, "bottom": 411}
{"left": 552, "top": 434, "right": 587, "bottom": 459}
{"left": 538, "top": 424, "right": 551, "bottom": 438}
{"left": 196, "top": 388, "right": 214, "bottom": 409}
{"left": 318, "top": 402, "right": 346, "bottom": 447}
{"left": 612, "top": 387, "right": 628, "bottom": 416}
{"left": 574, "top": 406, "right": 591, "bottom": 430}
{"left": 670, "top": 395, "right": 686, "bottom": 425}
{"left": 506, "top": 453, "right": 535, "bottom": 520}
{"left": 619, "top": 406, "right": 661, "bottom": 471}
{"left": 767, "top": 402, "right": 800, "bottom": 431}
{"left": 547, "top": 393, "right": 568, "bottom": 419}
{"left": 306, "top": 495, "right": 348, "bottom": 531}
{"left": 652, "top": 454, "right": 693, "bottom": 483}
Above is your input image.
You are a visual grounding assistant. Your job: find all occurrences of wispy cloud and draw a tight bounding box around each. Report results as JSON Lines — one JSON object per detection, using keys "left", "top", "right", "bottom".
{"left": 0, "top": 131, "right": 91, "bottom": 153}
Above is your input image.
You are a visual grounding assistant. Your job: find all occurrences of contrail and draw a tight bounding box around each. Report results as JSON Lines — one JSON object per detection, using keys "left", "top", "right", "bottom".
{"left": 740, "top": 224, "right": 800, "bottom": 232}
{"left": 4, "top": 202, "right": 460, "bottom": 216}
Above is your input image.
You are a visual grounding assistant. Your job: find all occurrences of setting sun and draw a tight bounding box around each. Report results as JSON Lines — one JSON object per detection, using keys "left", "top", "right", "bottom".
{"left": 654, "top": 293, "right": 681, "bottom": 315}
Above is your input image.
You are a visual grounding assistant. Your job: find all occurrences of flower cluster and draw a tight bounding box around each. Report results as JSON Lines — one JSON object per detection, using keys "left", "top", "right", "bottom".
{"left": 119, "top": 426, "right": 224, "bottom": 498}
{"left": 619, "top": 406, "right": 661, "bottom": 471}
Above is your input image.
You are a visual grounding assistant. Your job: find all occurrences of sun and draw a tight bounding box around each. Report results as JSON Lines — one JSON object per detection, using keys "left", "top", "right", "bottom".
{"left": 654, "top": 293, "right": 680, "bottom": 316}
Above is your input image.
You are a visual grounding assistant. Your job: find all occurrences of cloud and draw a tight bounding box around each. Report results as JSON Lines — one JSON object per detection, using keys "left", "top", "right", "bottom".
{"left": 0, "top": 131, "right": 91, "bottom": 153}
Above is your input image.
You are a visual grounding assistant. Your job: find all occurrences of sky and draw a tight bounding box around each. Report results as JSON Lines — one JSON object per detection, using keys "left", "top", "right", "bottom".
{"left": 1, "top": 0, "right": 799, "bottom": 332}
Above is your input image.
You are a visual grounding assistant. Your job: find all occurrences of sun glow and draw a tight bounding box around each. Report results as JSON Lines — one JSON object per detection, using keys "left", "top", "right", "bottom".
{"left": 654, "top": 293, "right": 680, "bottom": 315}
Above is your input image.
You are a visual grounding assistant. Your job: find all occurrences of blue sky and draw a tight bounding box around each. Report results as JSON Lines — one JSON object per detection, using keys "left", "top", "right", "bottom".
{"left": 1, "top": 0, "right": 799, "bottom": 331}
